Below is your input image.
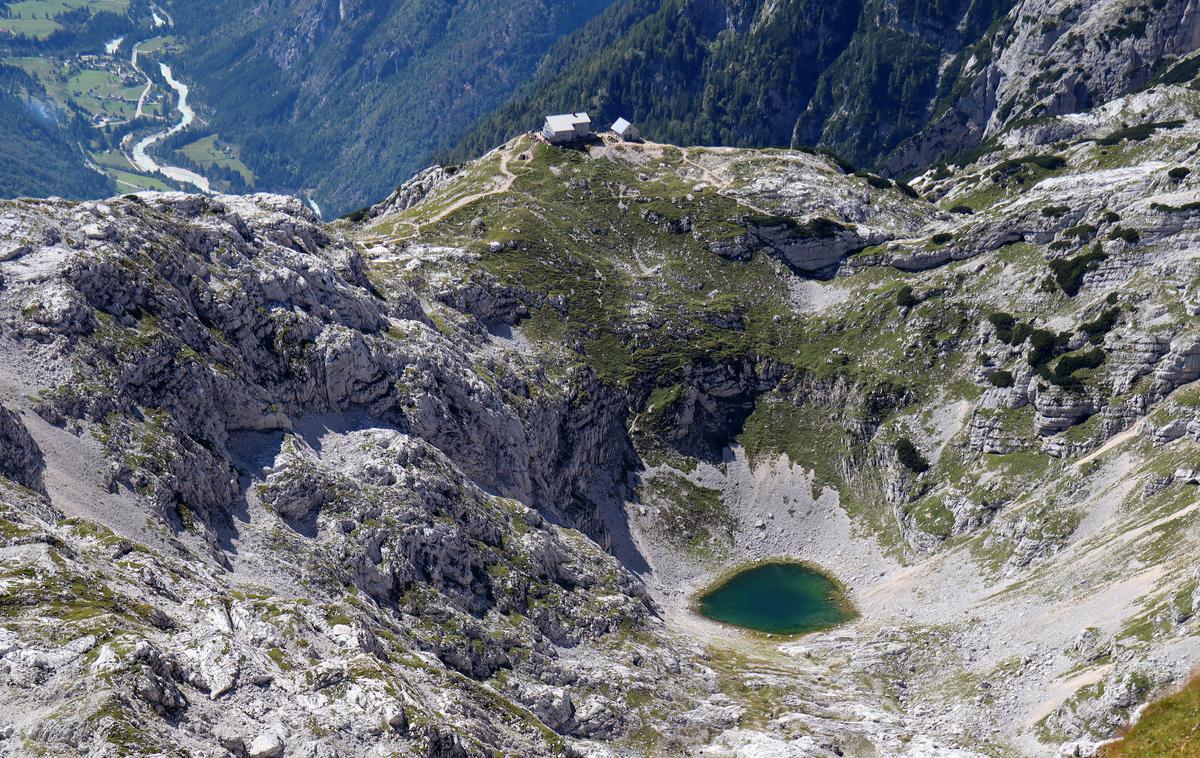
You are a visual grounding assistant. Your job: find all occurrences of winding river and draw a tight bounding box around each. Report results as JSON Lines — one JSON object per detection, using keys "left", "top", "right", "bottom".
{"left": 127, "top": 46, "right": 210, "bottom": 193}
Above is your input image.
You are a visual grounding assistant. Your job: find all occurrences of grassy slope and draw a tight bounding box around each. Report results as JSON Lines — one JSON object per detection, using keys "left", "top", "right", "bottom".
{"left": 360, "top": 91, "right": 1200, "bottom": 748}
{"left": 1102, "top": 675, "right": 1200, "bottom": 757}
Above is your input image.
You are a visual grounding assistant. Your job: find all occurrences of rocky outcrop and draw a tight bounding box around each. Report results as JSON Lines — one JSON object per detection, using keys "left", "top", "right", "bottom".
{"left": 888, "top": 0, "right": 1200, "bottom": 174}
{"left": 1153, "top": 333, "right": 1200, "bottom": 394}
{"left": 0, "top": 405, "right": 43, "bottom": 493}
{"left": 1033, "top": 386, "right": 1098, "bottom": 438}
{"left": 0, "top": 193, "right": 677, "bottom": 757}
{"left": 747, "top": 215, "right": 875, "bottom": 274}
{"left": 366, "top": 165, "right": 457, "bottom": 220}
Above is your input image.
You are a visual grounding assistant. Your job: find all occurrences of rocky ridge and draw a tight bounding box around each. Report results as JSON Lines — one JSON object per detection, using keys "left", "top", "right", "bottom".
{"left": 4, "top": 37, "right": 1200, "bottom": 758}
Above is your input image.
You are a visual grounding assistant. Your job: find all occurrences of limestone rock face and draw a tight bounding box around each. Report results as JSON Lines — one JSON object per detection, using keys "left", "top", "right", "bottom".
{"left": 0, "top": 193, "right": 673, "bottom": 757}
{"left": 0, "top": 405, "right": 43, "bottom": 493}
{"left": 367, "top": 165, "right": 457, "bottom": 219}
{"left": 1033, "top": 386, "right": 1098, "bottom": 437}
{"left": 746, "top": 215, "right": 874, "bottom": 274}
{"left": 889, "top": 0, "right": 1200, "bottom": 173}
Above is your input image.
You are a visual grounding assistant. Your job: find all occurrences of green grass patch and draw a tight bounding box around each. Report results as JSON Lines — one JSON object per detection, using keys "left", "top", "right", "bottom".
{"left": 1100, "top": 675, "right": 1200, "bottom": 757}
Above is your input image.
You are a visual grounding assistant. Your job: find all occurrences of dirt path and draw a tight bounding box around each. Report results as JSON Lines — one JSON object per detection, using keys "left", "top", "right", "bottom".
{"left": 131, "top": 43, "right": 152, "bottom": 120}
{"left": 375, "top": 144, "right": 521, "bottom": 244}
{"left": 1028, "top": 665, "right": 1113, "bottom": 725}
{"left": 1074, "top": 421, "right": 1142, "bottom": 470}
{"left": 679, "top": 147, "right": 731, "bottom": 189}
{"left": 677, "top": 146, "right": 773, "bottom": 214}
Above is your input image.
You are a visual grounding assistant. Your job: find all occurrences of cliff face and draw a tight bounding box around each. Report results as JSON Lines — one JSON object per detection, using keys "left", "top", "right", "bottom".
{"left": 0, "top": 193, "right": 672, "bottom": 756}
{"left": 454, "top": 0, "right": 1200, "bottom": 177}
{"left": 885, "top": 0, "right": 1200, "bottom": 173}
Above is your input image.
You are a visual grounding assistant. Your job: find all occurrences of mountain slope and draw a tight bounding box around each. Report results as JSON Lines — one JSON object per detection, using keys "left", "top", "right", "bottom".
{"left": 3, "top": 59, "right": 1200, "bottom": 754}
{"left": 171, "top": 0, "right": 617, "bottom": 216}
{"left": 451, "top": 0, "right": 1200, "bottom": 175}
{"left": 358, "top": 70, "right": 1200, "bottom": 753}
{"left": 449, "top": 0, "right": 865, "bottom": 162}
{"left": 0, "top": 85, "right": 113, "bottom": 200}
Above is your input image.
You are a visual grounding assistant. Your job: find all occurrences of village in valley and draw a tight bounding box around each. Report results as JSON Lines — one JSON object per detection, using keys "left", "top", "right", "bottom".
{"left": 0, "top": 0, "right": 253, "bottom": 194}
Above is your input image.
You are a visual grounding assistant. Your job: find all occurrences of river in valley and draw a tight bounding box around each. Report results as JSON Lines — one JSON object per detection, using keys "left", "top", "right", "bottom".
{"left": 127, "top": 46, "right": 210, "bottom": 193}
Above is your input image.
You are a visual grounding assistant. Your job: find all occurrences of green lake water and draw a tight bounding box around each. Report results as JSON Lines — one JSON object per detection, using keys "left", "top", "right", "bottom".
{"left": 695, "top": 561, "right": 854, "bottom": 635}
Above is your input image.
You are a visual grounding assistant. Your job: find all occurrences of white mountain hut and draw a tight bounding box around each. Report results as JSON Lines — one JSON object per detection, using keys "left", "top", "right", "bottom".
{"left": 611, "top": 117, "right": 639, "bottom": 141}
{"left": 543, "top": 112, "right": 592, "bottom": 144}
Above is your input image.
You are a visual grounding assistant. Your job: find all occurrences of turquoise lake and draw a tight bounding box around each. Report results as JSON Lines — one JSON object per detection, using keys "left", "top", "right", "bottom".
{"left": 695, "top": 561, "right": 854, "bottom": 635}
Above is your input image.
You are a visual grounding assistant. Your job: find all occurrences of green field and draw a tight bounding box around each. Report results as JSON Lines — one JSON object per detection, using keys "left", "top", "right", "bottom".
{"left": 135, "top": 35, "right": 176, "bottom": 54}
{"left": 109, "top": 167, "right": 172, "bottom": 192}
{"left": 3, "top": 55, "right": 63, "bottom": 82}
{"left": 88, "top": 149, "right": 132, "bottom": 170}
{"left": 177, "top": 134, "right": 255, "bottom": 185}
{"left": 88, "top": 150, "right": 171, "bottom": 191}
{"left": 64, "top": 68, "right": 141, "bottom": 119}
{"left": 0, "top": 0, "right": 130, "bottom": 39}
{"left": 4, "top": 55, "right": 148, "bottom": 123}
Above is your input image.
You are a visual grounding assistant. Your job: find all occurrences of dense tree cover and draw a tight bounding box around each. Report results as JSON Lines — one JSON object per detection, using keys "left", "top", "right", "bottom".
{"left": 0, "top": 66, "right": 112, "bottom": 199}
{"left": 451, "top": 0, "right": 862, "bottom": 161}
{"left": 172, "top": 0, "right": 616, "bottom": 216}
{"left": 452, "top": 0, "right": 1017, "bottom": 171}
{"left": 0, "top": 5, "right": 143, "bottom": 53}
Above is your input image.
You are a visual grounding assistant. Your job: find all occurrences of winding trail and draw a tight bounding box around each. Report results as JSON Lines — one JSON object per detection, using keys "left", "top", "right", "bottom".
{"left": 374, "top": 144, "right": 520, "bottom": 243}
{"left": 371, "top": 139, "right": 772, "bottom": 247}
{"left": 1073, "top": 421, "right": 1142, "bottom": 470}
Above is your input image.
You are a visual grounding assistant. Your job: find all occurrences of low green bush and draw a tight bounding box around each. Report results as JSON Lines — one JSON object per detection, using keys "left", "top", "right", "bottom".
{"left": 1151, "top": 200, "right": 1200, "bottom": 213}
{"left": 1028, "top": 329, "right": 1070, "bottom": 367}
{"left": 1081, "top": 307, "right": 1119, "bottom": 344}
{"left": 988, "top": 370, "right": 1015, "bottom": 388}
{"left": 1050, "top": 348, "right": 1106, "bottom": 390}
{"left": 1049, "top": 247, "right": 1108, "bottom": 296}
{"left": 989, "top": 312, "right": 1016, "bottom": 341}
{"left": 989, "top": 313, "right": 1036, "bottom": 346}
{"left": 896, "top": 285, "right": 918, "bottom": 308}
{"left": 991, "top": 154, "right": 1067, "bottom": 176}
{"left": 1097, "top": 120, "right": 1185, "bottom": 146}
{"left": 1108, "top": 227, "right": 1140, "bottom": 244}
{"left": 1062, "top": 223, "right": 1096, "bottom": 238}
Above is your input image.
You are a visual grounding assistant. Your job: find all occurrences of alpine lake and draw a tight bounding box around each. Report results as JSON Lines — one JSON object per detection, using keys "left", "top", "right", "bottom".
{"left": 694, "top": 561, "right": 856, "bottom": 635}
